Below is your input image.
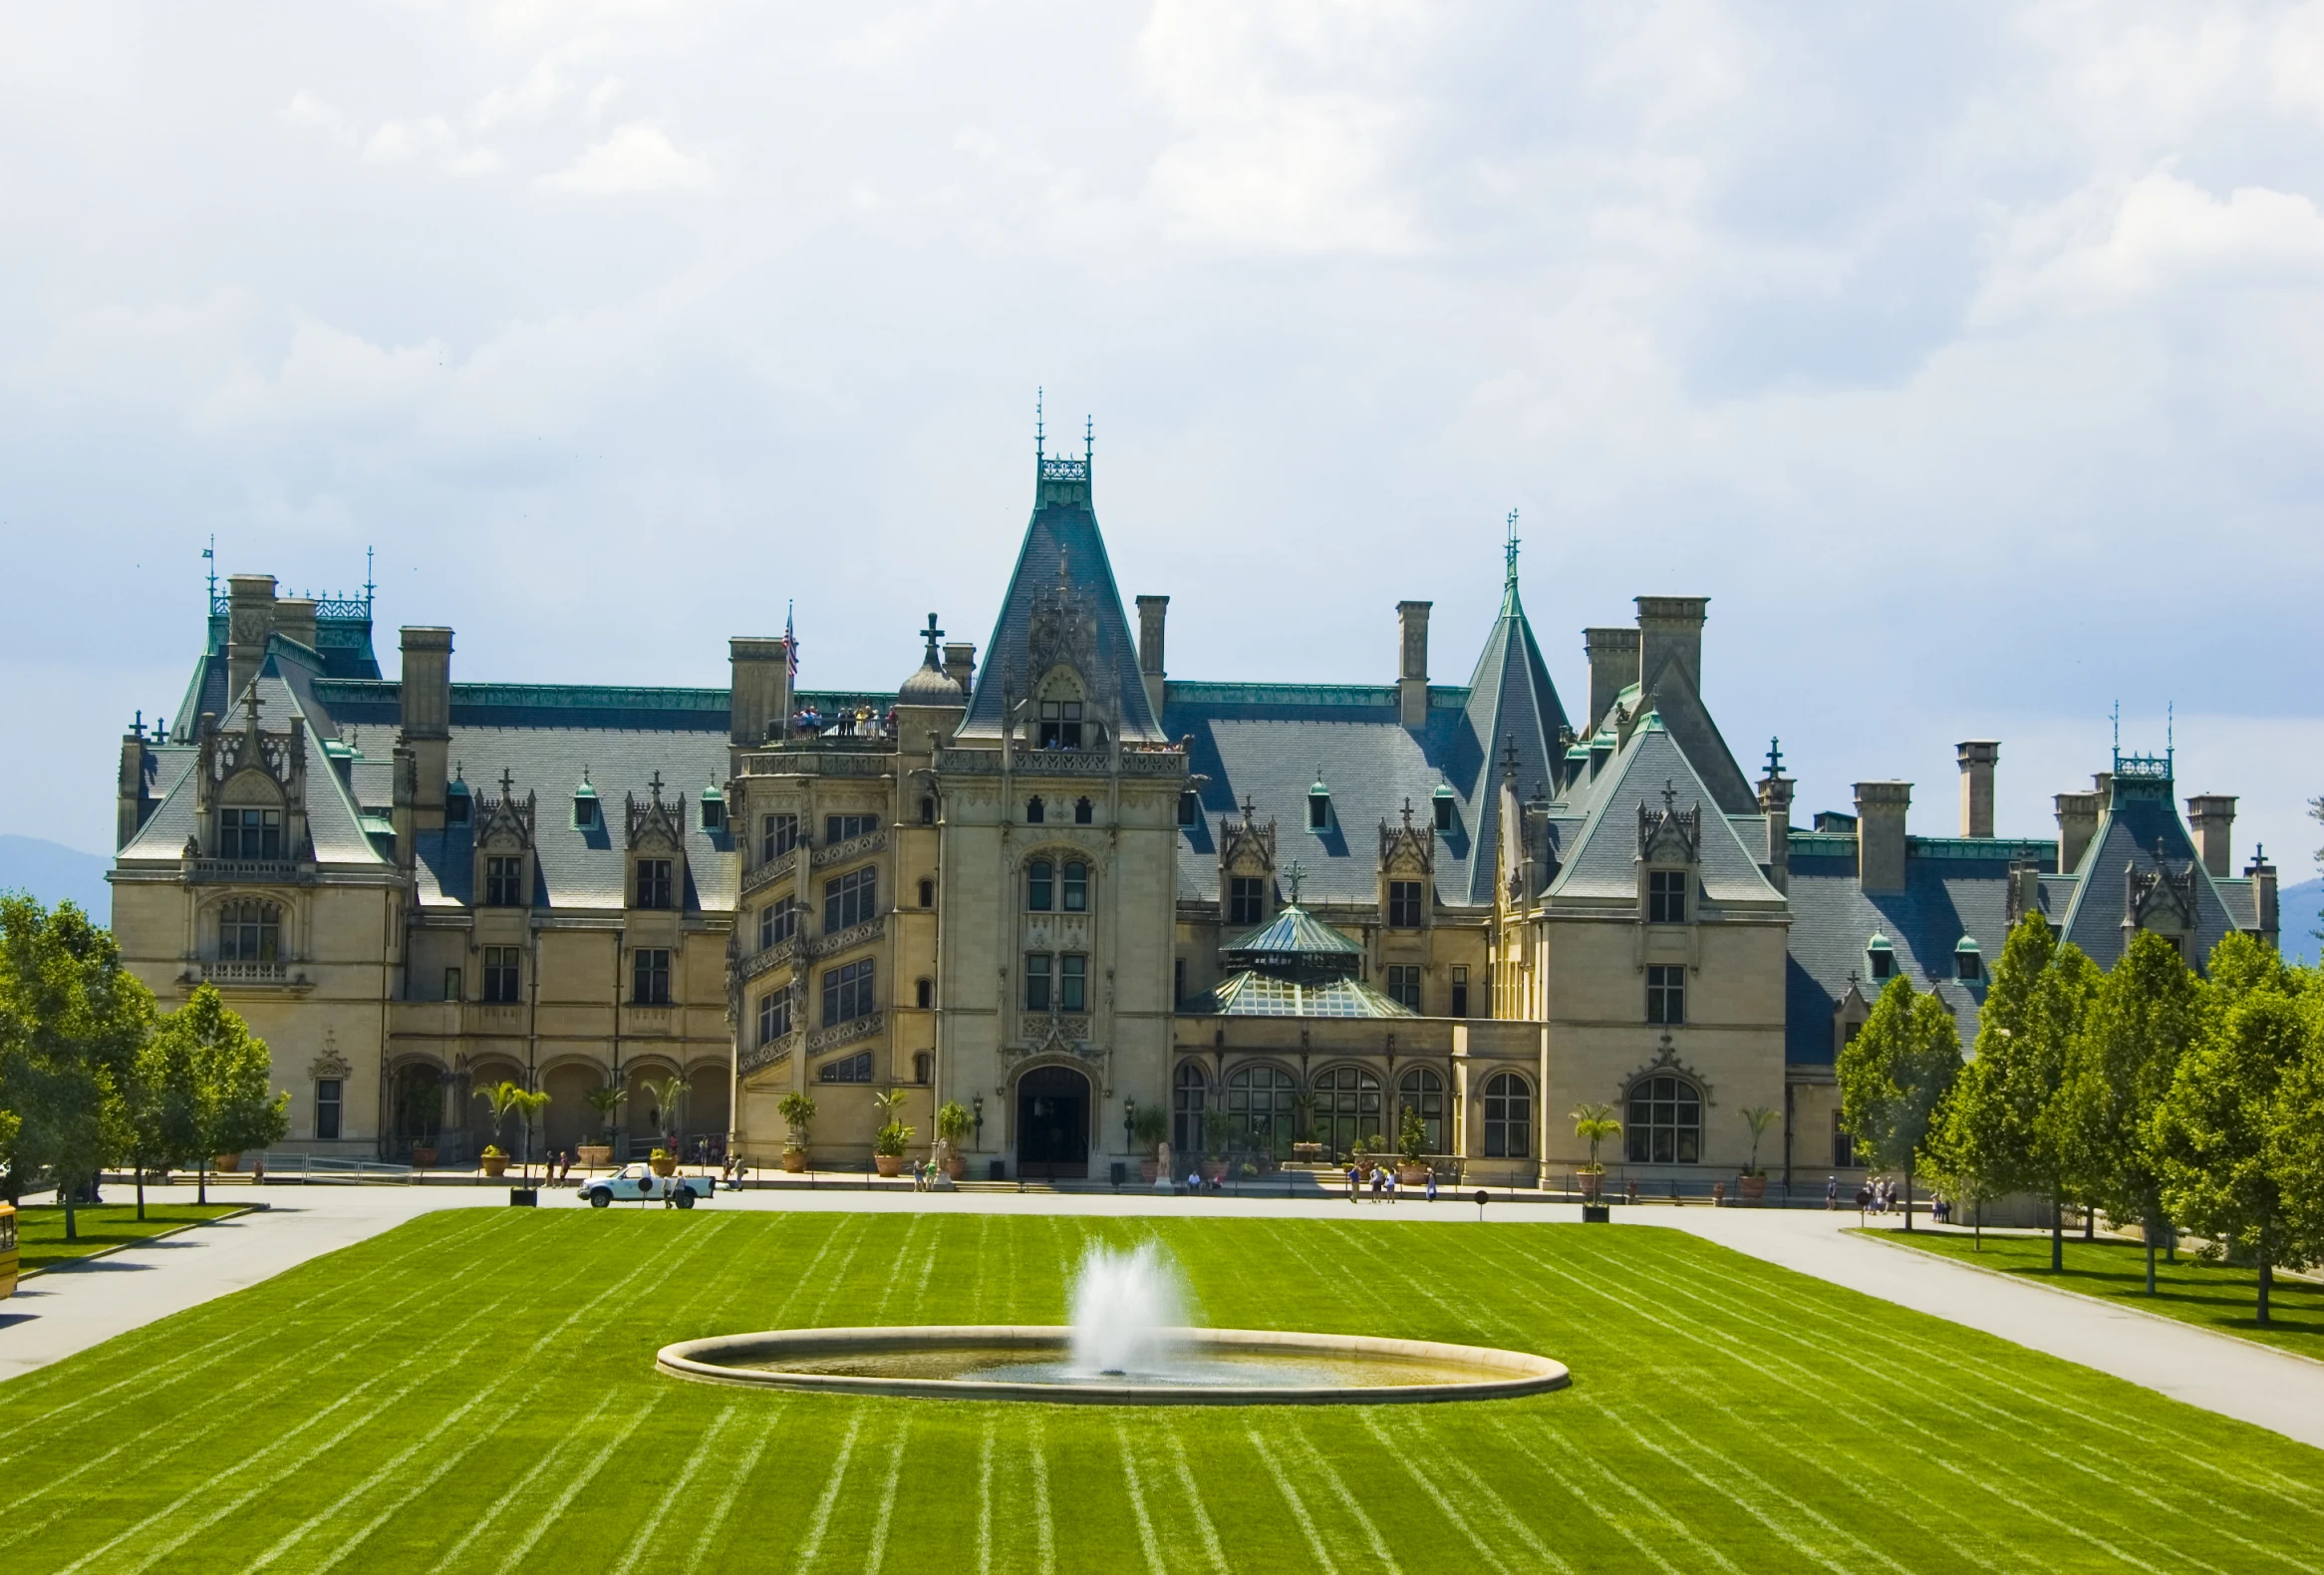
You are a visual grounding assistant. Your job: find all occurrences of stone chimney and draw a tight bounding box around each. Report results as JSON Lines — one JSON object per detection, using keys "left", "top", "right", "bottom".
{"left": 943, "top": 642, "right": 977, "bottom": 693}
{"left": 1635, "top": 596, "right": 1708, "bottom": 706}
{"left": 118, "top": 723, "right": 152, "bottom": 851}
{"left": 2006, "top": 858, "right": 2043, "bottom": 927}
{"left": 728, "top": 637, "right": 791, "bottom": 748}
{"left": 1956, "top": 741, "right": 2000, "bottom": 838}
{"left": 2185, "top": 794, "right": 2236, "bottom": 877}
{"left": 1396, "top": 601, "right": 1431, "bottom": 731}
{"left": 398, "top": 626, "right": 452, "bottom": 824}
{"left": 2247, "top": 847, "right": 2279, "bottom": 949}
{"left": 274, "top": 596, "right": 319, "bottom": 654}
{"left": 225, "top": 574, "right": 278, "bottom": 700}
{"left": 1757, "top": 765, "right": 1795, "bottom": 894}
{"left": 1136, "top": 595, "right": 1169, "bottom": 722}
{"left": 2055, "top": 790, "right": 2102, "bottom": 874}
{"left": 1583, "top": 627, "right": 1639, "bottom": 733}
{"left": 1854, "top": 781, "right": 1911, "bottom": 892}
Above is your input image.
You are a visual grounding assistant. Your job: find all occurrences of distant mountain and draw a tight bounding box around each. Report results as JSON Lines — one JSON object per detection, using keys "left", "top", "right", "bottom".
{"left": 2281, "top": 877, "right": 2323, "bottom": 967}
{"left": 0, "top": 835, "right": 112, "bottom": 922}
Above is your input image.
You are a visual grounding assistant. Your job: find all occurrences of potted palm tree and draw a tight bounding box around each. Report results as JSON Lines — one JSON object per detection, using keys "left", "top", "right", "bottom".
{"left": 872, "top": 1088, "right": 913, "bottom": 1177}
{"left": 1572, "top": 1102, "right": 1621, "bottom": 1201}
{"left": 936, "top": 1100, "right": 974, "bottom": 1178}
{"left": 1738, "top": 1105, "right": 1779, "bottom": 1202}
{"left": 473, "top": 1081, "right": 524, "bottom": 1176}
{"left": 777, "top": 1091, "right": 815, "bottom": 1171}
{"left": 645, "top": 1075, "right": 687, "bottom": 1171}
{"left": 1396, "top": 1107, "right": 1431, "bottom": 1185}
{"left": 402, "top": 1082, "right": 441, "bottom": 1168}
{"left": 1131, "top": 1103, "right": 1168, "bottom": 1181}
{"left": 579, "top": 1085, "right": 621, "bottom": 1168}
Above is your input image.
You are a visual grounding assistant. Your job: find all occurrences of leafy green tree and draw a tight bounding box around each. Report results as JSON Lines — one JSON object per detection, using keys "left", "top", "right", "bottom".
{"left": 1837, "top": 975, "right": 1962, "bottom": 1231}
{"left": 0, "top": 897, "right": 153, "bottom": 1238}
{"left": 2153, "top": 933, "right": 2315, "bottom": 1325}
{"left": 1934, "top": 912, "right": 2096, "bottom": 1267}
{"left": 105, "top": 1014, "right": 200, "bottom": 1222}
{"left": 2059, "top": 928, "right": 2201, "bottom": 1294}
{"left": 2272, "top": 1001, "right": 2324, "bottom": 1274}
{"left": 154, "top": 985, "right": 286, "bottom": 1204}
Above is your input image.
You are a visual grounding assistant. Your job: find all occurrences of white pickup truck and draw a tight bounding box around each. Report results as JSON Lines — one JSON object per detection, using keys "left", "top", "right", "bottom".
{"left": 580, "top": 1164, "right": 716, "bottom": 1209}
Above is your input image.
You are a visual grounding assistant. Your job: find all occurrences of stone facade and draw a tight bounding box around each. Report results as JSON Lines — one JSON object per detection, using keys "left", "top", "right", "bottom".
{"left": 106, "top": 434, "right": 2283, "bottom": 1189}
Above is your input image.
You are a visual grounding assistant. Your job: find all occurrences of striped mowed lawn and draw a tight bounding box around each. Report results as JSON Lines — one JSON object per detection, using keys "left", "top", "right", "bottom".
{"left": 2, "top": 1209, "right": 2321, "bottom": 1574}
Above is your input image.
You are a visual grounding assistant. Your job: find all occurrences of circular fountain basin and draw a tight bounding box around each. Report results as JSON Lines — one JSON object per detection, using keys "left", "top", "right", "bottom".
{"left": 656, "top": 1325, "right": 1569, "bottom": 1406}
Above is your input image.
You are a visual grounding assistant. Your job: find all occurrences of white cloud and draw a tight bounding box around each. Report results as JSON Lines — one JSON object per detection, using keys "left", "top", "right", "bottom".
{"left": 534, "top": 122, "right": 711, "bottom": 194}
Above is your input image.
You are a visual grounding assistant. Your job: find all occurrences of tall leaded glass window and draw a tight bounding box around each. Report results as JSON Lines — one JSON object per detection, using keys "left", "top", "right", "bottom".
{"left": 1061, "top": 861, "right": 1088, "bottom": 912}
{"left": 484, "top": 855, "right": 525, "bottom": 907}
{"left": 1229, "top": 1063, "right": 1300, "bottom": 1149}
{"left": 1058, "top": 954, "right": 1087, "bottom": 1012}
{"left": 1026, "top": 860, "right": 1053, "bottom": 912}
{"left": 1228, "top": 877, "right": 1265, "bottom": 926}
{"left": 632, "top": 948, "right": 673, "bottom": 1005}
{"left": 1387, "top": 880, "right": 1424, "bottom": 928}
{"left": 821, "top": 958, "right": 876, "bottom": 1025}
{"left": 1483, "top": 1072, "right": 1530, "bottom": 1158}
{"left": 1023, "top": 953, "right": 1052, "bottom": 1012}
{"left": 1172, "top": 1062, "right": 1207, "bottom": 1152}
{"left": 1626, "top": 1075, "right": 1701, "bottom": 1164}
{"left": 762, "top": 812, "right": 799, "bottom": 861}
{"left": 218, "top": 806, "right": 282, "bottom": 859}
{"left": 635, "top": 858, "right": 675, "bottom": 910}
{"left": 824, "top": 866, "right": 878, "bottom": 931}
{"left": 1397, "top": 1067, "right": 1444, "bottom": 1151}
{"left": 217, "top": 899, "right": 280, "bottom": 962}
{"left": 1312, "top": 1066, "right": 1382, "bottom": 1156}
{"left": 1647, "top": 869, "right": 1687, "bottom": 924}
{"left": 1646, "top": 965, "right": 1685, "bottom": 1025}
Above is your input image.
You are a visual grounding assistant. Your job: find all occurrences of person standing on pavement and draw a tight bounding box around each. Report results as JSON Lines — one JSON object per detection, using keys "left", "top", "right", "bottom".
{"left": 1826, "top": 1175, "right": 1838, "bottom": 1211}
{"left": 1425, "top": 1167, "right": 1437, "bottom": 1203}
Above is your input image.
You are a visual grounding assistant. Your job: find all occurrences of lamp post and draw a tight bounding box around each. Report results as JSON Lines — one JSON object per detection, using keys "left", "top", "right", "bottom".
{"left": 1122, "top": 1096, "right": 1137, "bottom": 1155}
{"left": 971, "top": 1092, "right": 984, "bottom": 1149}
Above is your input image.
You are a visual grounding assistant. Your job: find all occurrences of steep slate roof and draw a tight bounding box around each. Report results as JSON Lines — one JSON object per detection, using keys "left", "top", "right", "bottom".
{"left": 1544, "top": 715, "right": 1783, "bottom": 910}
{"left": 2056, "top": 768, "right": 2243, "bottom": 971}
{"left": 1781, "top": 849, "right": 2024, "bottom": 1066}
{"left": 960, "top": 454, "right": 1165, "bottom": 742}
{"left": 1454, "top": 567, "right": 1571, "bottom": 904}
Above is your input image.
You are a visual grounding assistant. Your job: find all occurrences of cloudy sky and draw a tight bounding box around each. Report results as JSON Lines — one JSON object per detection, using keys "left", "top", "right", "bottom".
{"left": 5, "top": 2, "right": 2320, "bottom": 872}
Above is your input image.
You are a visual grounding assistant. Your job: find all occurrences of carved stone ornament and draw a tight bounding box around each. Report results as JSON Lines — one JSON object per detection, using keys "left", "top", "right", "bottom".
{"left": 2126, "top": 841, "right": 2198, "bottom": 931}
{"left": 1378, "top": 799, "right": 1436, "bottom": 876}
{"left": 1624, "top": 1029, "right": 1712, "bottom": 1105}
{"left": 1024, "top": 555, "right": 1098, "bottom": 691}
{"left": 1220, "top": 794, "right": 1278, "bottom": 877}
{"left": 1636, "top": 780, "right": 1700, "bottom": 863}
{"left": 625, "top": 775, "right": 687, "bottom": 853}
{"left": 309, "top": 1046, "right": 354, "bottom": 1082}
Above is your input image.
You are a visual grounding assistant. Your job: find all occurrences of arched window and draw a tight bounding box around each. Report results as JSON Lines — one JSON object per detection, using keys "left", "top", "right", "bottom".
{"left": 1025, "top": 795, "right": 1045, "bottom": 824}
{"left": 217, "top": 899, "right": 280, "bottom": 963}
{"left": 913, "top": 1051, "right": 932, "bottom": 1085}
{"left": 1483, "top": 1073, "right": 1531, "bottom": 1158}
{"left": 1396, "top": 1067, "right": 1445, "bottom": 1153}
{"left": 918, "top": 877, "right": 935, "bottom": 908}
{"left": 1061, "top": 861, "right": 1088, "bottom": 912}
{"left": 920, "top": 795, "right": 936, "bottom": 825}
{"left": 915, "top": 977, "right": 933, "bottom": 1009}
{"left": 1626, "top": 1075, "right": 1702, "bottom": 1164}
{"left": 1172, "top": 1063, "right": 1207, "bottom": 1152}
{"left": 1073, "top": 796, "right": 1093, "bottom": 825}
{"left": 1026, "top": 860, "right": 1053, "bottom": 911}
{"left": 1312, "top": 1066, "right": 1381, "bottom": 1157}
{"left": 1228, "top": 1064, "right": 1300, "bottom": 1151}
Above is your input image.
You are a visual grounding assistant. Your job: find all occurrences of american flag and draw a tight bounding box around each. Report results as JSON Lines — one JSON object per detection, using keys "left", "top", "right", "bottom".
{"left": 784, "top": 602, "right": 798, "bottom": 681}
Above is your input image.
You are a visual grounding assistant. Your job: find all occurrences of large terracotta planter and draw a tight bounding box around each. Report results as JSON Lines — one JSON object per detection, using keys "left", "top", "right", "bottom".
{"left": 410, "top": 1146, "right": 437, "bottom": 1168}
{"left": 874, "top": 1154, "right": 906, "bottom": 1177}
{"left": 782, "top": 1148, "right": 808, "bottom": 1173}
{"left": 650, "top": 1154, "right": 678, "bottom": 1177}
{"left": 946, "top": 1153, "right": 968, "bottom": 1179}
{"left": 212, "top": 1153, "right": 241, "bottom": 1173}
{"left": 577, "top": 1145, "right": 612, "bottom": 1168}
{"left": 480, "top": 1154, "right": 509, "bottom": 1178}
{"left": 1292, "top": 1142, "right": 1325, "bottom": 1163}
{"left": 1578, "top": 1170, "right": 1603, "bottom": 1201}
{"left": 1738, "top": 1174, "right": 1768, "bottom": 1202}
{"left": 1397, "top": 1164, "right": 1430, "bottom": 1187}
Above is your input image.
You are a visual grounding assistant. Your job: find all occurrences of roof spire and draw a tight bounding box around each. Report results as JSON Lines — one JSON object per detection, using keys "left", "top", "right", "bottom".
{"left": 202, "top": 534, "right": 216, "bottom": 603}
{"left": 1504, "top": 508, "right": 1520, "bottom": 592}
{"left": 1084, "top": 413, "right": 1092, "bottom": 464}
{"left": 1285, "top": 859, "right": 1307, "bottom": 903}
{"left": 364, "top": 545, "right": 376, "bottom": 608}
{"left": 1764, "top": 736, "right": 1784, "bottom": 778}
{"left": 921, "top": 612, "right": 944, "bottom": 663}
{"left": 1035, "top": 387, "right": 1044, "bottom": 461}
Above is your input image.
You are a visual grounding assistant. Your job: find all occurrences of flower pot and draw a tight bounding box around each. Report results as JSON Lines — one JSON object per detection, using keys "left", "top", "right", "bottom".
{"left": 410, "top": 1146, "right": 436, "bottom": 1168}
{"left": 782, "top": 1148, "right": 808, "bottom": 1173}
{"left": 946, "top": 1154, "right": 968, "bottom": 1180}
{"left": 1397, "top": 1164, "right": 1430, "bottom": 1186}
{"left": 874, "top": 1154, "right": 906, "bottom": 1177}
{"left": 1578, "top": 1170, "right": 1603, "bottom": 1201}
{"left": 480, "top": 1155, "right": 509, "bottom": 1178}
{"left": 649, "top": 1154, "right": 678, "bottom": 1177}
{"left": 577, "top": 1145, "right": 612, "bottom": 1169}
{"left": 1738, "top": 1174, "right": 1768, "bottom": 1202}
{"left": 1203, "top": 1160, "right": 1228, "bottom": 1184}
{"left": 1139, "top": 1160, "right": 1159, "bottom": 1183}
{"left": 1292, "top": 1142, "right": 1324, "bottom": 1163}
{"left": 212, "top": 1153, "right": 241, "bottom": 1173}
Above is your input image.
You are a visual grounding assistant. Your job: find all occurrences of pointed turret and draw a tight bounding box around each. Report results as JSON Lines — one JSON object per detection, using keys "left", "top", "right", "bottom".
{"left": 958, "top": 417, "right": 1166, "bottom": 743}
{"left": 1452, "top": 518, "right": 1570, "bottom": 903}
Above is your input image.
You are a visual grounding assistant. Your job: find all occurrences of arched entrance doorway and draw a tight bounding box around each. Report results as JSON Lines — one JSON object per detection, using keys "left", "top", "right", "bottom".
{"left": 1017, "top": 1064, "right": 1090, "bottom": 1180}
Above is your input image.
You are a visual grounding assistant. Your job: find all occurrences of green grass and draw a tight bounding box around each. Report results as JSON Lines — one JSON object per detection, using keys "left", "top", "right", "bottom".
{"left": 12, "top": 1204, "right": 244, "bottom": 1274}
{"left": 1869, "top": 1225, "right": 2324, "bottom": 1357}
{"left": 3, "top": 1212, "right": 2322, "bottom": 1574}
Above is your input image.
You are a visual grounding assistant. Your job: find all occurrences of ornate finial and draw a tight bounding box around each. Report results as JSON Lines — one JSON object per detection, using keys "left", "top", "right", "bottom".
{"left": 1285, "top": 860, "right": 1306, "bottom": 903}
{"left": 498, "top": 767, "right": 513, "bottom": 795}
{"left": 648, "top": 771, "right": 665, "bottom": 800}
{"left": 203, "top": 534, "right": 216, "bottom": 600}
{"left": 1057, "top": 544, "right": 1070, "bottom": 585}
{"left": 1662, "top": 778, "right": 1678, "bottom": 812}
{"left": 1501, "top": 735, "right": 1521, "bottom": 777}
{"left": 452, "top": 760, "right": 463, "bottom": 783}
{"left": 1239, "top": 793, "right": 1258, "bottom": 823}
{"left": 1035, "top": 387, "right": 1044, "bottom": 459}
{"left": 133, "top": 708, "right": 144, "bottom": 739}
{"left": 364, "top": 545, "right": 376, "bottom": 606}
{"left": 1084, "top": 413, "right": 1092, "bottom": 464}
{"left": 2111, "top": 699, "right": 2120, "bottom": 758}
{"left": 242, "top": 684, "right": 262, "bottom": 728}
{"left": 1765, "top": 736, "right": 1784, "bottom": 778}
{"left": 1504, "top": 508, "right": 1520, "bottom": 589}
{"left": 1401, "top": 797, "right": 1414, "bottom": 828}
{"left": 922, "top": 613, "right": 943, "bottom": 662}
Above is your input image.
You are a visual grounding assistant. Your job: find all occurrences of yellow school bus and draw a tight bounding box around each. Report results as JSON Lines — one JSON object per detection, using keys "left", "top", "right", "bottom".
{"left": 0, "top": 1203, "right": 16, "bottom": 1299}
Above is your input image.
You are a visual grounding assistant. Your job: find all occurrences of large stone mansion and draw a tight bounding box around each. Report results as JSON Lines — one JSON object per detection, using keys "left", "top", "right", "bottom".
{"left": 107, "top": 437, "right": 2283, "bottom": 1185}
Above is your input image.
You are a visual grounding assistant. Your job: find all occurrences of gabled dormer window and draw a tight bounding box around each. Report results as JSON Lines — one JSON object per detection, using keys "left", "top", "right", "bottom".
{"left": 1038, "top": 700, "right": 1083, "bottom": 749}
{"left": 636, "top": 858, "right": 675, "bottom": 910}
{"left": 1432, "top": 784, "right": 1455, "bottom": 833}
{"left": 218, "top": 806, "right": 282, "bottom": 859}
{"left": 1954, "top": 937, "right": 1981, "bottom": 981}
{"left": 483, "top": 855, "right": 526, "bottom": 907}
{"left": 1647, "top": 869, "right": 1688, "bottom": 924}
